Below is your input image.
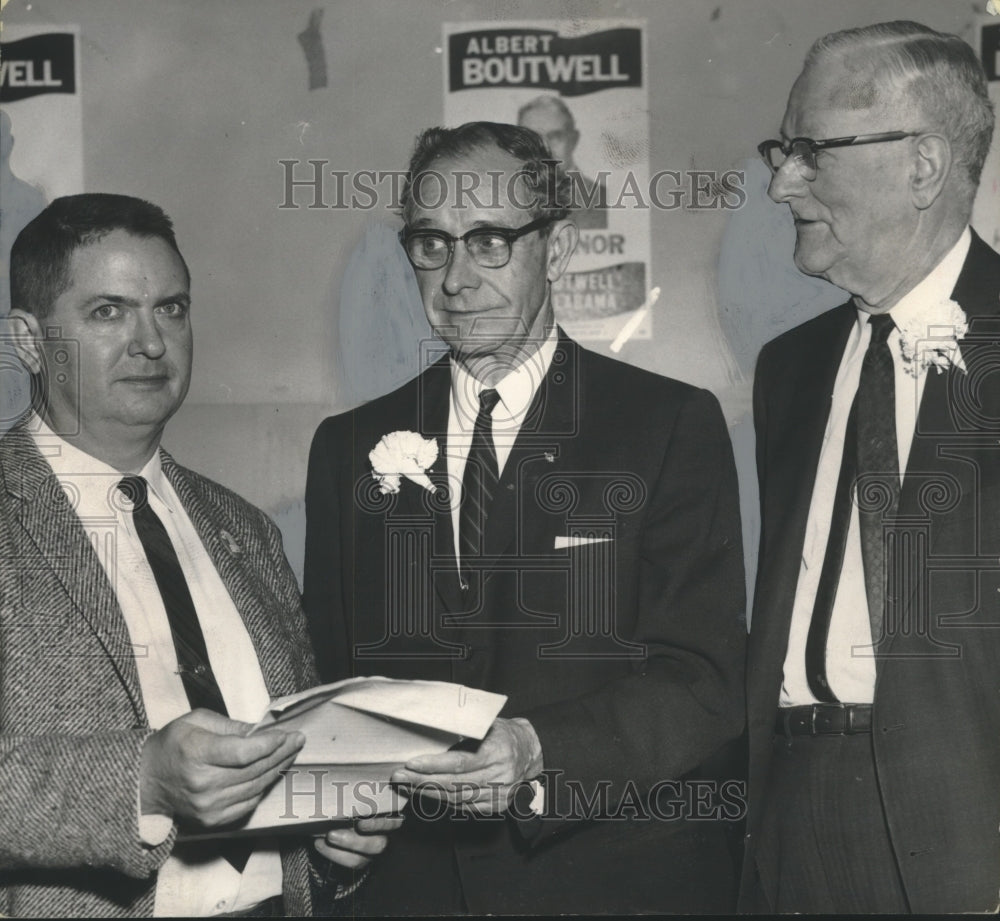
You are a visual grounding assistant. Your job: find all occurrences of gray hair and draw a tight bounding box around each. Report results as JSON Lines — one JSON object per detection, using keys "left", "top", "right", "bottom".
{"left": 805, "top": 21, "right": 994, "bottom": 200}
{"left": 399, "top": 121, "right": 572, "bottom": 225}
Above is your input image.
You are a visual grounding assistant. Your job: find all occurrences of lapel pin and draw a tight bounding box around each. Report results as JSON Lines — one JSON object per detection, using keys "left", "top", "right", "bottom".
{"left": 220, "top": 529, "right": 243, "bottom": 556}
{"left": 544, "top": 451, "right": 555, "bottom": 463}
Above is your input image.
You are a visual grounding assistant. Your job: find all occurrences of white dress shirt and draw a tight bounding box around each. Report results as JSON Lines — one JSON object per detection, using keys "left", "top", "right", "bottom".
{"left": 447, "top": 327, "right": 558, "bottom": 567}
{"left": 781, "top": 228, "right": 971, "bottom": 706}
{"left": 30, "top": 417, "right": 282, "bottom": 916}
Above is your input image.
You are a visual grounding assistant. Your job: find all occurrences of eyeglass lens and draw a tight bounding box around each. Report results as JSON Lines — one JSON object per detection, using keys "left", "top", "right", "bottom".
{"left": 405, "top": 229, "right": 514, "bottom": 269}
{"left": 767, "top": 140, "right": 815, "bottom": 177}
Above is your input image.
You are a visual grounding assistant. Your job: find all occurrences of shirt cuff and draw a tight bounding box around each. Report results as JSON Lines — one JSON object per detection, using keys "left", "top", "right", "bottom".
{"left": 528, "top": 779, "right": 545, "bottom": 815}
{"left": 138, "top": 811, "right": 174, "bottom": 847}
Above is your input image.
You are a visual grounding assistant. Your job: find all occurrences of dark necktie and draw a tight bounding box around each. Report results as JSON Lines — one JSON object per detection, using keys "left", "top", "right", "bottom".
{"left": 805, "top": 313, "right": 898, "bottom": 700}
{"left": 855, "top": 313, "right": 899, "bottom": 650}
{"left": 118, "top": 476, "right": 228, "bottom": 714}
{"left": 118, "top": 476, "right": 251, "bottom": 871}
{"left": 458, "top": 388, "right": 501, "bottom": 587}
{"left": 805, "top": 402, "right": 858, "bottom": 702}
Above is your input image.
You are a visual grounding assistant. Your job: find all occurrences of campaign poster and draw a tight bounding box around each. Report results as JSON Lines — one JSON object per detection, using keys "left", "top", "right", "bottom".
{"left": 0, "top": 24, "right": 82, "bottom": 431}
{"left": 444, "top": 20, "right": 651, "bottom": 343}
{"left": 0, "top": 25, "right": 82, "bottom": 203}
{"left": 972, "top": 16, "right": 1000, "bottom": 250}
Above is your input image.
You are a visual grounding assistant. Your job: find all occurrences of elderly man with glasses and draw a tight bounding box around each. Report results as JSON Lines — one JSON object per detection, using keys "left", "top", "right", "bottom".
{"left": 743, "top": 21, "right": 1000, "bottom": 914}
{"left": 303, "top": 121, "right": 747, "bottom": 915}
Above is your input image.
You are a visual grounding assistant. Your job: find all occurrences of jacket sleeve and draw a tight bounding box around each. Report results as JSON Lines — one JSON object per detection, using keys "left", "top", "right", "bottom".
{"left": 523, "top": 387, "right": 747, "bottom": 817}
{"left": 0, "top": 725, "right": 176, "bottom": 876}
{"left": 302, "top": 416, "right": 354, "bottom": 683}
{"left": 0, "top": 485, "right": 176, "bottom": 876}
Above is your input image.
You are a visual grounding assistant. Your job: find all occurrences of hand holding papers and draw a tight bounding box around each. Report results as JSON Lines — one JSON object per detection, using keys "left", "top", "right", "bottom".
{"left": 190, "top": 677, "right": 506, "bottom": 836}
{"left": 391, "top": 716, "right": 544, "bottom": 816}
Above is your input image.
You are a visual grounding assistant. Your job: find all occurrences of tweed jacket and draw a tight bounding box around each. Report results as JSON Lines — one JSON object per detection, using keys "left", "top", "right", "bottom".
{"left": 0, "top": 417, "right": 319, "bottom": 917}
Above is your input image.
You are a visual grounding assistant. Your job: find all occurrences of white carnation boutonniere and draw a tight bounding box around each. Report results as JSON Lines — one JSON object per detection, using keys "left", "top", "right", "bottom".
{"left": 369, "top": 431, "right": 439, "bottom": 495}
{"left": 895, "top": 298, "right": 968, "bottom": 378}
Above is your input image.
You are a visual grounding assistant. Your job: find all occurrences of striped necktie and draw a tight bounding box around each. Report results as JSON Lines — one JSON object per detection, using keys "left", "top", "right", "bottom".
{"left": 459, "top": 388, "right": 501, "bottom": 588}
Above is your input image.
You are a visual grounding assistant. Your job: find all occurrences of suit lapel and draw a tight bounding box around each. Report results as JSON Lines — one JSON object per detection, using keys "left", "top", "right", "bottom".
{"left": 785, "top": 306, "right": 856, "bottom": 527}
{"left": 483, "top": 335, "right": 576, "bottom": 567}
{"left": 898, "top": 365, "right": 955, "bottom": 512}
{"left": 161, "top": 452, "right": 301, "bottom": 697}
{"left": 413, "top": 359, "right": 465, "bottom": 614}
{"left": 759, "top": 305, "right": 856, "bottom": 623}
{"left": 898, "top": 232, "right": 1000, "bottom": 541}
{"left": 749, "top": 303, "right": 857, "bottom": 733}
{"left": 1, "top": 421, "right": 146, "bottom": 713}
{"left": 883, "top": 233, "right": 1000, "bottom": 662}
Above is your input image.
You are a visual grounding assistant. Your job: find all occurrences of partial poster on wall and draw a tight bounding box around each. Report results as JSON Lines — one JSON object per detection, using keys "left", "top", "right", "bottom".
{"left": 443, "top": 20, "right": 651, "bottom": 343}
{"left": 972, "top": 16, "right": 1000, "bottom": 250}
{"left": 0, "top": 24, "right": 82, "bottom": 429}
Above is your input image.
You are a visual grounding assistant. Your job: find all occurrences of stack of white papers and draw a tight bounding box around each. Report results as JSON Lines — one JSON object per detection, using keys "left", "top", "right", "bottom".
{"left": 188, "top": 676, "right": 507, "bottom": 837}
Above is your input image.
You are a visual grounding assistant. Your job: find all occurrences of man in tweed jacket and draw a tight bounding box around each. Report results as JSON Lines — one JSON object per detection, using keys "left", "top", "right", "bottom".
{"left": 0, "top": 194, "right": 395, "bottom": 916}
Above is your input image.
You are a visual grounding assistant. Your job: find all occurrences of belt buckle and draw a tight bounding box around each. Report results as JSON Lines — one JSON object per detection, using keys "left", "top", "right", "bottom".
{"left": 814, "top": 702, "right": 845, "bottom": 735}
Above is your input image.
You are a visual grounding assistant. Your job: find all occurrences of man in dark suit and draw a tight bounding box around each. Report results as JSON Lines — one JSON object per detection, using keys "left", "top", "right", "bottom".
{"left": 0, "top": 194, "right": 397, "bottom": 916}
{"left": 743, "top": 22, "right": 1000, "bottom": 913}
{"left": 304, "top": 122, "right": 747, "bottom": 914}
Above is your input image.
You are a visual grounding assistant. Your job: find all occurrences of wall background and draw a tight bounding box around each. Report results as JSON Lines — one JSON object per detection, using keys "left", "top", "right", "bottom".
{"left": 2, "top": 0, "right": 997, "bottom": 586}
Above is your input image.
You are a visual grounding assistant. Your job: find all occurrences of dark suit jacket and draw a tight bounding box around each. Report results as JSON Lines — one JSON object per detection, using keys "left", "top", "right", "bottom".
{"left": 743, "top": 232, "right": 1000, "bottom": 913}
{"left": 0, "top": 418, "right": 319, "bottom": 917}
{"left": 304, "top": 332, "right": 747, "bottom": 914}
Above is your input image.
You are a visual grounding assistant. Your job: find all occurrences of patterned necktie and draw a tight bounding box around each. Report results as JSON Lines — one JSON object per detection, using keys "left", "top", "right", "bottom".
{"left": 118, "top": 476, "right": 251, "bottom": 871}
{"left": 118, "top": 476, "right": 228, "bottom": 714}
{"left": 459, "top": 388, "right": 501, "bottom": 587}
{"left": 805, "top": 313, "right": 898, "bottom": 699}
{"left": 855, "top": 313, "right": 900, "bottom": 650}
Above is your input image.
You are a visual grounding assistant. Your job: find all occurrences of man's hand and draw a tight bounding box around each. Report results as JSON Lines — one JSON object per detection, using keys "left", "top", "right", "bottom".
{"left": 140, "top": 709, "right": 304, "bottom": 828}
{"left": 313, "top": 815, "right": 405, "bottom": 870}
{"left": 390, "top": 717, "right": 543, "bottom": 815}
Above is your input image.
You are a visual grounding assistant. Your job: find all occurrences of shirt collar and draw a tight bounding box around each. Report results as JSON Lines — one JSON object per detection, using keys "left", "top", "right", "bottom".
{"left": 450, "top": 326, "right": 559, "bottom": 430}
{"left": 854, "top": 227, "right": 971, "bottom": 334}
{"left": 28, "top": 413, "right": 173, "bottom": 512}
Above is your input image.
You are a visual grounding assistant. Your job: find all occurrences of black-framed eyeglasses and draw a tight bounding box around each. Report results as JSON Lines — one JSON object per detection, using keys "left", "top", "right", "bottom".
{"left": 757, "top": 131, "right": 924, "bottom": 181}
{"left": 399, "top": 216, "right": 554, "bottom": 271}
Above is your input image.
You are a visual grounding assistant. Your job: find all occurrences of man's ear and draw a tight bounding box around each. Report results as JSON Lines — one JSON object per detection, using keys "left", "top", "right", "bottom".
{"left": 545, "top": 219, "right": 578, "bottom": 283}
{"left": 6, "top": 309, "right": 45, "bottom": 375}
{"left": 911, "top": 133, "right": 952, "bottom": 210}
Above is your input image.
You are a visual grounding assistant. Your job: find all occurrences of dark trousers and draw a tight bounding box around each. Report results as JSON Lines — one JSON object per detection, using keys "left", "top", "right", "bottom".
{"left": 752, "top": 731, "right": 909, "bottom": 913}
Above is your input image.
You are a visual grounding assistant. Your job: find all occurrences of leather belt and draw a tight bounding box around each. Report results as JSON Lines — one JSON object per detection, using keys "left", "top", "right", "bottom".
{"left": 775, "top": 703, "right": 873, "bottom": 736}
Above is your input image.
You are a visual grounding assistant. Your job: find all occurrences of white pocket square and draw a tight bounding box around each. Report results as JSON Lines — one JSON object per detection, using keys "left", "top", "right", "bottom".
{"left": 554, "top": 536, "right": 614, "bottom": 549}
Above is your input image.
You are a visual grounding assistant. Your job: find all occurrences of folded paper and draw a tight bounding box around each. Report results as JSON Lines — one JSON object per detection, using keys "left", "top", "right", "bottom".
{"left": 181, "top": 676, "right": 506, "bottom": 838}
